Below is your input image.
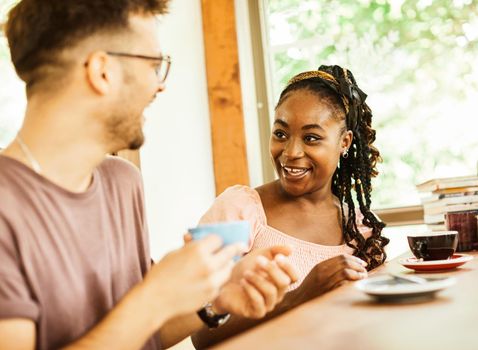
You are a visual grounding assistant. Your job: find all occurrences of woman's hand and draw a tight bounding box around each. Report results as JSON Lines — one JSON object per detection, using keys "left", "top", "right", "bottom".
{"left": 292, "top": 254, "right": 368, "bottom": 305}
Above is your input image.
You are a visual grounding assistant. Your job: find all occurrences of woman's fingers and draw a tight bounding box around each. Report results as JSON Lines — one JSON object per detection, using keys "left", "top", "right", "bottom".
{"left": 344, "top": 268, "right": 368, "bottom": 280}
{"left": 351, "top": 256, "right": 368, "bottom": 269}
{"left": 314, "top": 255, "right": 368, "bottom": 292}
{"left": 346, "top": 258, "right": 368, "bottom": 274}
{"left": 333, "top": 254, "right": 367, "bottom": 273}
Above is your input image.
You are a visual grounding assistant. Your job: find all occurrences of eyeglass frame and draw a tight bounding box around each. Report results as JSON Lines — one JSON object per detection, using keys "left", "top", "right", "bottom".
{"left": 106, "top": 51, "right": 172, "bottom": 83}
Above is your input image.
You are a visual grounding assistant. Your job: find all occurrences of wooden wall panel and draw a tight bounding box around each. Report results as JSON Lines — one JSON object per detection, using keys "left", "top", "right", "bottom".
{"left": 201, "top": 0, "right": 250, "bottom": 195}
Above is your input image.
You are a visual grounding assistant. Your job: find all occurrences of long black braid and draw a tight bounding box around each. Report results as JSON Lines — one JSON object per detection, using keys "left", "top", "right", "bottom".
{"left": 276, "top": 65, "right": 389, "bottom": 270}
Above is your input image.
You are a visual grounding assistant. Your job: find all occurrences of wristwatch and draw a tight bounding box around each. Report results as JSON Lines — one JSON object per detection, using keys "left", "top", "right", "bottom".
{"left": 197, "top": 302, "right": 231, "bottom": 329}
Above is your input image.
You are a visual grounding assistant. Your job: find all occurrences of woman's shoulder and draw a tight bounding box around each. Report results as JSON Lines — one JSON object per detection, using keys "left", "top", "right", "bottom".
{"left": 200, "top": 185, "right": 266, "bottom": 227}
{"left": 216, "top": 185, "right": 261, "bottom": 205}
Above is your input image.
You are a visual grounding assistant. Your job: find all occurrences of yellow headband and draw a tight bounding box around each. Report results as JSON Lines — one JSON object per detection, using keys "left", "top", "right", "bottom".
{"left": 286, "top": 70, "right": 350, "bottom": 115}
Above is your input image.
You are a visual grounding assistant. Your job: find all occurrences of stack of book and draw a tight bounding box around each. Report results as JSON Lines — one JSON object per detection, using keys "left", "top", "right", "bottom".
{"left": 417, "top": 175, "right": 478, "bottom": 231}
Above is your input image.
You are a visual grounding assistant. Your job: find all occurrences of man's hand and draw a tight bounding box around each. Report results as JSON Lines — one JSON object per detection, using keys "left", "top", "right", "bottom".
{"left": 292, "top": 254, "right": 367, "bottom": 305}
{"left": 142, "top": 235, "right": 246, "bottom": 324}
{"left": 211, "top": 246, "right": 298, "bottom": 319}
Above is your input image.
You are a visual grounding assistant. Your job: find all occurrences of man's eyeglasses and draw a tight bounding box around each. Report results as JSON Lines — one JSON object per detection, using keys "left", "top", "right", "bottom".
{"left": 106, "top": 51, "right": 172, "bottom": 83}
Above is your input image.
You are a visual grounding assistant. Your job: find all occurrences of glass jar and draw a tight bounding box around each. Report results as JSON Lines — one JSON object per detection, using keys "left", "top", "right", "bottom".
{"left": 445, "top": 209, "right": 478, "bottom": 251}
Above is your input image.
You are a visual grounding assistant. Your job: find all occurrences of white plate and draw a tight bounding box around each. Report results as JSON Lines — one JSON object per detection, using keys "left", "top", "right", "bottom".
{"left": 355, "top": 275, "right": 456, "bottom": 301}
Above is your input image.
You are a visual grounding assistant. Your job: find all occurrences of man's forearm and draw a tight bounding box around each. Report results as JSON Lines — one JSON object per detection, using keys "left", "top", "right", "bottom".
{"left": 63, "top": 282, "right": 170, "bottom": 350}
{"left": 191, "top": 289, "right": 301, "bottom": 349}
{"left": 156, "top": 312, "right": 204, "bottom": 348}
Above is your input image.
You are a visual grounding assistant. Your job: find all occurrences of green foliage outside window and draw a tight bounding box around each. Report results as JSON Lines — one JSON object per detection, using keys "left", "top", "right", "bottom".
{"left": 264, "top": 0, "right": 478, "bottom": 208}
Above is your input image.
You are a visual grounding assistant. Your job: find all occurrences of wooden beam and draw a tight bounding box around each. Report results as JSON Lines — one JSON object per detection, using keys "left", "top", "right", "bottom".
{"left": 201, "top": 0, "right": 249, "bottom": 195}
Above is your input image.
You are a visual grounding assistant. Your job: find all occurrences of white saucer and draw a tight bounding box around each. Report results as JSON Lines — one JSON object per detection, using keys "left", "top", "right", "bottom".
{"left": 355, "top": 275, "right": 456, "bottom": 301}
{"left": 399, "top": 254, "right": 473, "bottom": 272}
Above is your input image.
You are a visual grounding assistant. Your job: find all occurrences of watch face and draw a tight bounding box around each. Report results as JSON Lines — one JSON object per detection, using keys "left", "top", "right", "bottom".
{"left": 217, "top": 313, "right": 231, "bottom": 327}
{"left": 197, "top": 303, "right": 231, "bottom": 329}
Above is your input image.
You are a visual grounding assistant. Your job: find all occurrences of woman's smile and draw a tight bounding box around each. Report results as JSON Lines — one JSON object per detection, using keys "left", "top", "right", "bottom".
{"left": 281, "top": 164, "right": 311, "bottom": 181}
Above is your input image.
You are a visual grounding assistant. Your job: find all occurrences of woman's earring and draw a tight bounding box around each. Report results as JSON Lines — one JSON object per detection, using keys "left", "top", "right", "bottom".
{"left": 342, "top": 149, "right": 349, "bottom": 158}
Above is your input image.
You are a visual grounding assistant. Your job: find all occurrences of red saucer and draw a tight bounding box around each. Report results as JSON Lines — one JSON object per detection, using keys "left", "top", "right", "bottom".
{"left": 399, "top": 254, "right": 473, "bottom": 272}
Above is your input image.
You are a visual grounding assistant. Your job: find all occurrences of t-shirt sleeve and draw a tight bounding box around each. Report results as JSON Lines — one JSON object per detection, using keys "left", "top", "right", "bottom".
{"left": 0, "top": 216, "right": 39, "bottom": 320}
{"left": 198, "top": 186, "right": 265, "bottom": 249}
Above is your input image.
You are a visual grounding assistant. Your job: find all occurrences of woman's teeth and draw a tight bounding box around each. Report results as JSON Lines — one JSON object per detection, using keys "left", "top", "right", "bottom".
{"left": 283, "top": 166, "right": 309, "bottom": 176}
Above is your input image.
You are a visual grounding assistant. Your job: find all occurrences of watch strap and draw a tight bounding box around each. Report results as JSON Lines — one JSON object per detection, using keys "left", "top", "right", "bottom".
{"left": 197, "top": 303, "right": 231, "bottom": 329}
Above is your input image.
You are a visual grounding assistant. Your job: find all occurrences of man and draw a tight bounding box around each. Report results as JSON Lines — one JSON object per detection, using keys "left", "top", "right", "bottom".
{"left": 0, "top": 1, "right": 298, "bottom": 349}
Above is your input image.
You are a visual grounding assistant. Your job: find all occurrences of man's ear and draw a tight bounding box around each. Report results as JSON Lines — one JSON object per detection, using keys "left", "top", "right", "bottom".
{"left": 84, "top": 51, "right": 115, "bottom": 95}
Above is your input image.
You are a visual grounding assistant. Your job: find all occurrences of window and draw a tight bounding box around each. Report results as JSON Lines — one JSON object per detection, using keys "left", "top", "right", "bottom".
{"left": 0, "top": 0, "right": 24, "bottom": 148}
{"left": 259, "top": 0, "right": 478, "bottom": 209}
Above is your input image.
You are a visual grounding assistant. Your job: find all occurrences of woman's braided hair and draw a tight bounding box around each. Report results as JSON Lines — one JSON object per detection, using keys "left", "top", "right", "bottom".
{"left": 276, "top": 65, "right": 389, "bottom": 270}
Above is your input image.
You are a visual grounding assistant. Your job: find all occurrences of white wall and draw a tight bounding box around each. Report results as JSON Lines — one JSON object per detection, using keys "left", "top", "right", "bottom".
{"left": 141, "top": 0, "right": 216, "bottom": 260}
{"left": 141, "top": 0, "right": 263, "bottom": 260}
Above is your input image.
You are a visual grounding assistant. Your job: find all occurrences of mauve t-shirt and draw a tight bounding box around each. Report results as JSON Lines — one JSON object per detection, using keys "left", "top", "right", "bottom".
{"left": 0, "top": 155, "right": 160, "bottom": 350}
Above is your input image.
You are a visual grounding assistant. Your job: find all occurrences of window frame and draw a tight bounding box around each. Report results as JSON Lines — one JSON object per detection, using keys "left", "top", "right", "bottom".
{"left": 247, "top": 0, "right": 424, "bottom": 225}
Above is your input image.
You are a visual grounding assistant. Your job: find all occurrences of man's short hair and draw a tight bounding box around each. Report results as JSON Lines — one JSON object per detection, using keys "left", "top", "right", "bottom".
{"left": 5, "top": 0, "right": 169, "bottom": 92}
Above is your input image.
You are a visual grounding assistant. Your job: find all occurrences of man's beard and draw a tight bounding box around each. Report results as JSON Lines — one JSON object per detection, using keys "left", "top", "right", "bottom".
{"left": 113, "top": 66, "right": 147, "bottom": 150}
{"left": 127, "top": 130, "right": 144, "bottom": 150}
{"left": 105, "top": 110, "right": 145, "bottom": 152}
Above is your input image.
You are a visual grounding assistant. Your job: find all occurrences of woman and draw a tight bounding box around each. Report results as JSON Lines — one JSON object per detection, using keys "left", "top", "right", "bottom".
{"left": 192, "top": 65, "right": 389, "bottom": 347}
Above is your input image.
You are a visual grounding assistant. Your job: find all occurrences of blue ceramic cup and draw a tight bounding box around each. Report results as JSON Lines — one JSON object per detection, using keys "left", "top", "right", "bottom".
{"left": 189, "top": 221, "right": 250, "bottom": 260}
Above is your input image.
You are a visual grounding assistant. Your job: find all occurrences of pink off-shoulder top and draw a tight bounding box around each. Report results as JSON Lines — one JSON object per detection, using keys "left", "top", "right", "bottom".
{"left": 199, "top": 185, "right": 372, "bottom": 290}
